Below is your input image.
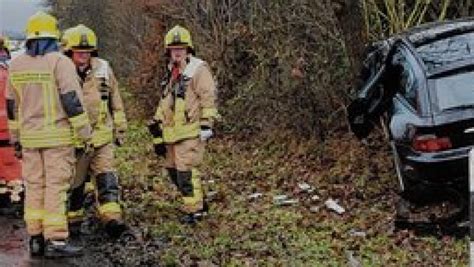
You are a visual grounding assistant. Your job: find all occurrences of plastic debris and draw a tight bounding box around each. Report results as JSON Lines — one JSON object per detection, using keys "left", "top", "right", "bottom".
{"left": 324, "top": 198, "right": 345, "bottom": 214}
{"left": 273, "top": 195, "right": 288, "bottom": 202}
{"left": 346, "top": 251, "right": 362, "bottom": 267}
{"left": 310, "top": 206, "right": 320, "bottom": 213}
{"left": 247, "top": 193, "right": 263, "bottom": 200}
{"left": 273, "top": 195, "right": 298, "bottom": 206}
{"left": 348, "top": 229, "right": 367, "bottom": 238}
{"left": 298, "top": 182, "right": 313, "bottom": 192}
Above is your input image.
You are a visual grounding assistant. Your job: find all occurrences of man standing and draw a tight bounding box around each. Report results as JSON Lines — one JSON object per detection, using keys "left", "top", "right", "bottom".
{"left": 63, "top": 25, "right": 128, "bottom": 237}
{"left": 149, "top": 25, "right": 219, "bottom": 224}
{"left": 6, "top": 12, "right": 92, "bottom": 257}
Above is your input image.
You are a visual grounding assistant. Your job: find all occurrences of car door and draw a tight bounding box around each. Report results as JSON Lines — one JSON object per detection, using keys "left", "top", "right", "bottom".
{"left": 347, "top": 40, "right": 395, "bottom": 139}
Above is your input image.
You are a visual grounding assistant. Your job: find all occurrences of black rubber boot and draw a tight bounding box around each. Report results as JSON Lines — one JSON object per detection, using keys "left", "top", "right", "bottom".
{"left": 44, "top": 239, "right": 83, "bottom": 258}
{"left": 29, "top": 234, "right": 45, "bottom": 257}
{"left": 179, "top": 201, "right": 209, "bottom": 225}
{"left": 175, "top": 171, "right": 193, "bottom": 197}
{"left": 166, "top": 168, "right": 178, "bottom": 187}
{"left": 69, "top": 182, "right": 86, "bottom": 212}
{"left": 96, "top": 172, "right": 120, "bottom": 204}
{"left": 105, "top": 219, "right": 128, "bottom": 238}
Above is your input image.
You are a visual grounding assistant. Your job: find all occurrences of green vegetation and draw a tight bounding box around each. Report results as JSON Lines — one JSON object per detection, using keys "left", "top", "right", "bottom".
{"left": 115, "top": 124, "right": 468, "bottom": 266}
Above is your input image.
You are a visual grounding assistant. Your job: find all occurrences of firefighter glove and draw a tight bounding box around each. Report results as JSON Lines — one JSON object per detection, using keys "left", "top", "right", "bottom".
{"left": 200, "top": 126, "right": 213, "bottom": 141}
{"left": 147, "top": 119, "right": 162, "bottom": 138}
{"left": 154, "top": 143, "right": 167, "bottom": 157}
{"left": 115, "top": 130, "right": 126, "bottom": 147}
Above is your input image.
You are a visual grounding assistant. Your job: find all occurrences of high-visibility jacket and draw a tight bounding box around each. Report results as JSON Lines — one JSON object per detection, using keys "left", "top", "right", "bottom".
{"left": 6, "top": 52, "right": 91, "bottom": 148}
{"left": 153, "top": 56, "right": 218, "bottom": 144}
{"left": 79, "top": 57, "right": 127, "bottom": 147}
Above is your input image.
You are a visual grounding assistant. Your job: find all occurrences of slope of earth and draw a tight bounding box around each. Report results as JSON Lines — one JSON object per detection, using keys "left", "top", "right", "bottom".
{"left": 116, "top": 123, "right": 468, "bottom": 266}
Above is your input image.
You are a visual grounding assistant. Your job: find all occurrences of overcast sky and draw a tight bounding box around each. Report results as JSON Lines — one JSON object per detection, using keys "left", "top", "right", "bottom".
{"left": 0, "top": 0, "right": 46, "bottom": 35}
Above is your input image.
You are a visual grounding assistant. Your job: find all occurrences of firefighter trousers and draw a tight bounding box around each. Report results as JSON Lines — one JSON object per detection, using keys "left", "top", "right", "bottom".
{"left": 23, "top": 146, "right": 74, "bottom": 240}
{"left": 69, "top": 143, "right": 122, "bottom": 223}
{"left": 164, "top": 138, "right": 205, "bottom": 213}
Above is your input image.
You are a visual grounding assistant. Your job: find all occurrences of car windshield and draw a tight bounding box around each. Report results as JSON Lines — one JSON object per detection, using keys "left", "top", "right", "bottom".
{"left": 433, "top": 71, "right": 474, "bottom": 111}
{"left": 417, "top": 32, "right": 474, "bottom": 72}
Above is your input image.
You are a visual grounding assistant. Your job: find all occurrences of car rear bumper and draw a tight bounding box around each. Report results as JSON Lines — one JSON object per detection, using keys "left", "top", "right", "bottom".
{"left": 402, "top": 146, "right": 473, "bottom": 184}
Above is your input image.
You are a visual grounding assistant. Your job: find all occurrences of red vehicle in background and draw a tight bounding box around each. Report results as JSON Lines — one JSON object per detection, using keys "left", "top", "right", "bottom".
{"left": 0, "top": 49, "right": 22, "bottom": 208}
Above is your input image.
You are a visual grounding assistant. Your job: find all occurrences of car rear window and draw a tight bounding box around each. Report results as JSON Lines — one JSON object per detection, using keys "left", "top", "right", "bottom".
{"left": 433, "top": 71, "right": 474, "bottom": 111}
{"left": 417, "top": 32, "right": 474, "bottom": 72}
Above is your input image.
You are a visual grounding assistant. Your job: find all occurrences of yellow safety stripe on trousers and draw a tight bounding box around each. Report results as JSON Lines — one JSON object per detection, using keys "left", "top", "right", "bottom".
{"left": 91, "top": 126, "right": 114, "bottom": 147}
{"left": 182, "top": 169, "right": 204, "bottom": 212}
{"left": 7, "top": 120, "right": 19, "bottom": 130}
{"left": 85, "top": 182, "right": 95, "bottom": 193}
{"left": 113, "top": 111, "right": 127, "bottom": 127}
{"left": 69, "top": 112, "right": 90, "bottom": 130}
{"left": 153, "top": 137, "right": 163, "bottom": 145}
{"left": 162, "top": 122, "right": 200, "bottom": 144}
{"left": 67, "top": 209, "right": 85, "bottom": 219}
{"left": 20, "top": 127, "right": 73, "bottom": 148}
{"left": 201, "top": 107, "right": 219, "bottom": 120}
{"left": 98, "top": 202, "right": 122, "bottom": 215}
{"left": 24, "top": 208, "right": 45, "bottom": 221}
{"left": 43, "top": 213, "right": 68, "bottom": 227}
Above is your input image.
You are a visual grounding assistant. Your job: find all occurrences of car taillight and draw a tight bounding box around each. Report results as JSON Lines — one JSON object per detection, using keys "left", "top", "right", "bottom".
{"left": 412, "top": 134, "right": 452, "bottom": 152}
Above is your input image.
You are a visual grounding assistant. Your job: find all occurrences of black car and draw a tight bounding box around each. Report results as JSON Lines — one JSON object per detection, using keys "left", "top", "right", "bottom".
{"left": 348, "top": 19, "right": 474, "bottom": 225}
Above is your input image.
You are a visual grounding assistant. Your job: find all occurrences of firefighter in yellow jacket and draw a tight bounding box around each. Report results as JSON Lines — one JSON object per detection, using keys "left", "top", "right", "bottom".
{"left": 149, "top": 25, "right": 219, "bottom": 224}
{"left": 63, "top": 25, "right": 128, "bottom": 236}
{"left": 6, "top": 12, "right": 92, "bottom": 257}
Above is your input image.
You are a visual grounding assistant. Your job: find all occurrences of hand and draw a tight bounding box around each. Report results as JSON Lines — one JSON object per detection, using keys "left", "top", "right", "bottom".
{"left": 200, "top": 126, "right": 213, "bottom": 141}
{"left": 115, "top": 131, "right": 126, "bottom": 147}
{"left": 147, "top": 120, "right": 162, "bottom": 137}
{"left": 13, "top": 142, "right": 22, "bottom": 159}
{"left": 154, "top": 143, "right": 167, "bottom": 157}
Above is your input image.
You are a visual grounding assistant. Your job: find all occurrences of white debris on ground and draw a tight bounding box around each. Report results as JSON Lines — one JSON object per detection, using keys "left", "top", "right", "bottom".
{"left": 247, "top": 193, "right": 263, "bottom": 200}
{"left": 273, "top": 195, "right": 299, "bottom": 206}
{"left": 325, "top": 198, "right": 346, "bottom": 214}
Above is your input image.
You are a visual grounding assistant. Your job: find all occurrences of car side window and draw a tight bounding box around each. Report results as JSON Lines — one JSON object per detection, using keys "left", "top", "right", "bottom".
{"left": 389, "top": 48, "right": 419, "bottom": 109}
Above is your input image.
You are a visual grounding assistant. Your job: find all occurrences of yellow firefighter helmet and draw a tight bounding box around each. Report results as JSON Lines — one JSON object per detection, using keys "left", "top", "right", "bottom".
{"left": 165, "top": 25, "right": 194, "bottom": 50}
{"left": 60, "top": 26, "right": 76, "bottom": 51}
{"left": 65, "top": 24, "right": 98, "bottom": 51}
{"left": 25, "top": 11, "right": 60, "bottom": 40}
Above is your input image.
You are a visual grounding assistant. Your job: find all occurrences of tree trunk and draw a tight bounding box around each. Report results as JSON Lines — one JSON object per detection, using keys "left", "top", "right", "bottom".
{"left": 333, "top": 0, "right": 368, "bottom": 89}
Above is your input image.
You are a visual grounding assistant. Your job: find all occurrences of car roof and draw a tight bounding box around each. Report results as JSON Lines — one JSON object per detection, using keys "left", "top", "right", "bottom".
{"left": 400, "top": 18, "right": 474, "bottom": 47}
